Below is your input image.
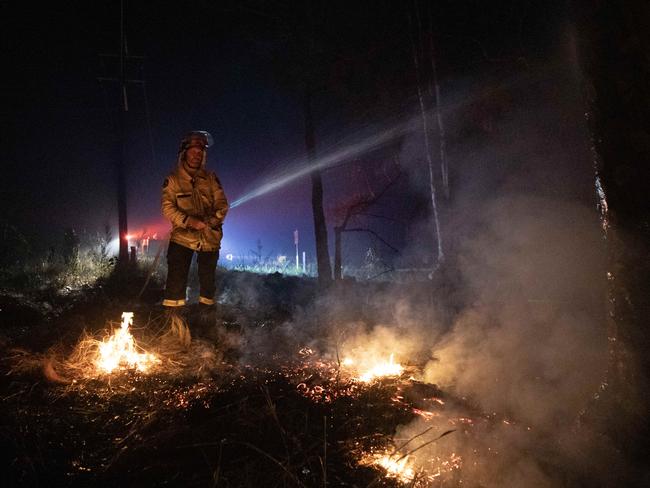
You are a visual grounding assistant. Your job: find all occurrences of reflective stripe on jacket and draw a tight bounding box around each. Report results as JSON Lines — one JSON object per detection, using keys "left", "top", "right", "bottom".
{"left": 161, "top": 164, "right": 228, "bottom": 252}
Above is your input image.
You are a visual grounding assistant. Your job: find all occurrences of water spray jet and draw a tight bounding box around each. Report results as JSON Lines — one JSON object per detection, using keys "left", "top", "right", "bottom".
{"left": 230, "top": 119, "right": 416, "bottom": 209}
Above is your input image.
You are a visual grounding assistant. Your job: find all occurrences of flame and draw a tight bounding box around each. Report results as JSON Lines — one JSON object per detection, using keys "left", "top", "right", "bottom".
{"left": 350, "top": 353, "right": 404, "bottom": 382}
{"left": 96, "top": 312, "right": 160, "bottom": 374}
{"left": 360, "top": 448, "right": 462, "bottom": 485}
{"left": 375, "top": 454, "right": 416, "bottom": 482}
{"left": 361, "top": 451, "right": 416, "bottom": 484}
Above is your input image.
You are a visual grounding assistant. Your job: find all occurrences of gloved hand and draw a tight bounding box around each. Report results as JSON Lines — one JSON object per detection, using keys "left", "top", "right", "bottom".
{"left": 187, "top": 216, "right": 207, "bottom": 230}
{"left": 206, "top": 216, "right": 222, "bottom": 230}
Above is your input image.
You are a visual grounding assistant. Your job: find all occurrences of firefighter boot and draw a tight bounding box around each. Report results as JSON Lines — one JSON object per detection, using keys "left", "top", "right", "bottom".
{"left": 198, "top": 303, "right": 217, "bottom": 327}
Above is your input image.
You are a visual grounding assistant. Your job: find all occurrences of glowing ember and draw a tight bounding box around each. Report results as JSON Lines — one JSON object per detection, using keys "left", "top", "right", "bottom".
{"left": 354, "top": 353, "right": 404, "bottom": 382}
{"left": 429, "top": 452, "right": 463, "bottom": 480}
{"left": 96, "top": 312, "right": 160, "bottom": 374}
{"left": 412, "top": 408, "right": 440, "bottom": 420}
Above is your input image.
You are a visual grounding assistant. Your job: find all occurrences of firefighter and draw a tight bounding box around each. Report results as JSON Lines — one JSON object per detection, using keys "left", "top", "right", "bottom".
{"left": 161, "top": 130, "right": 228, "bottom": 316}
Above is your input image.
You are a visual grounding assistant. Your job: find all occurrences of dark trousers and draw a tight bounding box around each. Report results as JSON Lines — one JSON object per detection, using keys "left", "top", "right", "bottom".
{"left": 163, "top": 241, "right": 219, "bottom": 306}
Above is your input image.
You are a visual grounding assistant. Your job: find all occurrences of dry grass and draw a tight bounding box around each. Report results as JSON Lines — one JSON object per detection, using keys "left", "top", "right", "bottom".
{"left": 3, "top": 326, "right": 462, "bottom": 487}
{"left": 7, "top": 312, "right": 227, "bottom": 390}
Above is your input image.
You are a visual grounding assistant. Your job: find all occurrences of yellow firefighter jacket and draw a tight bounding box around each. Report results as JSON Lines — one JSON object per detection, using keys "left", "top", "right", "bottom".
{"left": 161, "top": 159, "right": 228, "bottom": 252}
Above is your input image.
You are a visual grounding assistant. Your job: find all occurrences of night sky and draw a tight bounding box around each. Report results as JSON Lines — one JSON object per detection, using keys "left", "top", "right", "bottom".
{"left": 3, "top": 0, "right": 574, "bottom": 266}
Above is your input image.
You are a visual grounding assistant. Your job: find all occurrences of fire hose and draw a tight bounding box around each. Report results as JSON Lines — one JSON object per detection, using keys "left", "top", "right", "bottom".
{"left": 136, "top": 233, "right": 168, "bottom": 300}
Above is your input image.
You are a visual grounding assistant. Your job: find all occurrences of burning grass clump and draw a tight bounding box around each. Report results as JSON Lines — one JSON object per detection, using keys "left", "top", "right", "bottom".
{"left": 357, "top": 427, "right": 462, "bottom": 486}
{"left": 13, "top": 312, "right": 227, "bottom": 387}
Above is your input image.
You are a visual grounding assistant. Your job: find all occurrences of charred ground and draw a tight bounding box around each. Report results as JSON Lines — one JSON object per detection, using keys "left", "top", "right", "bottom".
{"left": 0, "top": 269, "right": 458, "bottom": 487}
{"left": 0, "top": 265, "right": 633, "bottom": 487}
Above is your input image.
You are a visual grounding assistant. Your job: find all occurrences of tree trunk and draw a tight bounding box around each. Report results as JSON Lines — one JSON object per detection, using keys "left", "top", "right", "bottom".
{"left": 408, "top": 11, "right": 444, "bottom": 266}
{"left": 304, "top": 89, "right": 332, "bottom": 285}
{"left": 334, "top": 226, "right": 342, "bottom": 281}
{"left": 573, "top": 0, "right": 650, "bottom": 460}
{"left": 427, "top": 16, "right": 449, "bottom": 199}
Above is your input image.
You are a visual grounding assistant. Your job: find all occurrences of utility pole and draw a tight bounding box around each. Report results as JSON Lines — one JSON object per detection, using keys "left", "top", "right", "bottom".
{"left": 294, "top": 229, "right": 299, "bottom": 271}
{"left": 116, "top": 0, "right": 129, "bottom": 263}
{"left": 97, "top": 0, "right": 145, "bottom": 263}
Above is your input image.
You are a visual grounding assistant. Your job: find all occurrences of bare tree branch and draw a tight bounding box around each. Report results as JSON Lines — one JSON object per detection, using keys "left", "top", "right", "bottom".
{"left": 341, "top": 228, "right": 399, "bottom": 253}
{"left": 357, "top": 213, "right": 400, "bottom": 222}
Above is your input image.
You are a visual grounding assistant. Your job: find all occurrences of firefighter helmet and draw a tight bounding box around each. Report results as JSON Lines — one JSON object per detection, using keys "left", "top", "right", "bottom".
{"left": 178, "top": 130, "right": 213, "bottom": 154}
